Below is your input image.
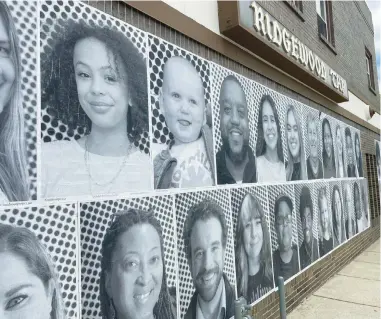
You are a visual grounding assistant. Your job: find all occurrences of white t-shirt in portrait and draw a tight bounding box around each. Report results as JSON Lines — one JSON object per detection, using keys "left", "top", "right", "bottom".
{"left": 42, "top": 140, "right": 152, "bottom": 198}
{"left": 0, "top": 189, "right": 8, "bottom": 204}
{"left": 256, "top": 155, "right": 286, "bottom": 183}
{"left": 152, "top": 137, "right": 213, "bottom": 189}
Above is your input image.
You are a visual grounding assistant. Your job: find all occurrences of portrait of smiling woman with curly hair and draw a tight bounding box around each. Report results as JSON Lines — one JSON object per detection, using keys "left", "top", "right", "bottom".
{"left": 40, "top": 19, "right": 151, "bottom": 198}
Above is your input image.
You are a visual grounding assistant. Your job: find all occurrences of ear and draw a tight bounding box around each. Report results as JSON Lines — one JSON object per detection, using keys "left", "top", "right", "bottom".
{"left": 203, "top": 103, "right": 208, "bottom": 127}
{"left": 159, "top": 88, "right": 166, "bottom": 118}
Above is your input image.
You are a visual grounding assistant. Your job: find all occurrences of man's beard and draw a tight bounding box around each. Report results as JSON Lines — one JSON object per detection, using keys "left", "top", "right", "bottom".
{"left": 194, "top": 266, "right": 223, "bottom": 302}
{"left": 223, "top": 135, "right": 250, "bottom": 165}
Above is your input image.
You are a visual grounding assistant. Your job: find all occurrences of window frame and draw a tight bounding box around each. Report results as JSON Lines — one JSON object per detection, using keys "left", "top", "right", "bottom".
{"left": 316, "top": 0, "right": 335, "bottom": 49}
{"left": 284, "top": 0, "right": 305, "bottom": 21}
{"left": 365, "top": 47, "right": 376, "bottom": 93}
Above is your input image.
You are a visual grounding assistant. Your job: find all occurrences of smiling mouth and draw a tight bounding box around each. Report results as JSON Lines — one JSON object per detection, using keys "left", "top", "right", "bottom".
{"left": 202, "top": 272, "right": 216, "bottom": 285}
{"left": 230, "top": 129, "right": 242, "bottom": 136}
{"left": 134, "top": 289, "right": 153, "bottom": 304}
{"left": 89, "top": 101, "right": 113, "bottom": 107}
{"left": 267, "top": 133, "right": 275, "bottom": 140}
{"left": 178, "top": 119, "right": 191, "bottom": 126}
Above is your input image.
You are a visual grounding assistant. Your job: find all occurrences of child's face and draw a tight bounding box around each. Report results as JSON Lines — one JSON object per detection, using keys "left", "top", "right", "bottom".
{"left": 160, "top": 57, "right": 205, "bottom": 144}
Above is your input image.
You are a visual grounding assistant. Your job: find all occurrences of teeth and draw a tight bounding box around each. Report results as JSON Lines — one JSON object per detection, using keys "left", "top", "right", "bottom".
{"left": 134, "top": 291, "right": 151, "bottom": 301}
{"left": 231, "top": 132, "right": 241, "bottom": 136}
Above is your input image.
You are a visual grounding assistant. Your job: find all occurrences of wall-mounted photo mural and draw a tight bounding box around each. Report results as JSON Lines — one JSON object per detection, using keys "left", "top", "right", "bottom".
{"left": 0, "top": 1, "right": 373, "bottom": 319}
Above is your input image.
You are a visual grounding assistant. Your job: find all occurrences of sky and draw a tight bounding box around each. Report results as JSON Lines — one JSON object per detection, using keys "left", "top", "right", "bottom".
{"left": 367, "top": 0, "right": 381, "bottom": 92}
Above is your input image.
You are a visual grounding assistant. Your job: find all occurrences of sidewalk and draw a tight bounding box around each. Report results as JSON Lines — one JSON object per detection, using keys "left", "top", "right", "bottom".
{"left": 288, "top": 239, "right": 380, "bottom": 319}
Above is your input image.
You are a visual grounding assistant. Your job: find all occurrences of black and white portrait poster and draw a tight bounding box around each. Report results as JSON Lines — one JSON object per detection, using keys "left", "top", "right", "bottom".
{"left": 329, "top": 181, "right": 347, "bottom": 247}
{"left": 230, "top": 185, "right": 274, "bottom": 304}
{"left": 333, "top": 120, "right": 347, "bottom": 178}
{"left": 80, "top": 195, "right": 178, "bottom": 319}
{"left": 352, "top": 179, "right": 368, "bottom": 233}
{"left": 343, "top": 125, "right": 360, "bottom": 178}
{"left": 360, "top": 179, "right": 370, "bottom": 230}
{"left": 303, "top": 107, "right": 323, "bottom": 180}
{"left": 0, "top": 203, "right": 79, "bottom": 318}
{"left": 174, "top": 188, "right": 236, "bottom": 319}
{"left": 315, "top": 181, "right": 334, "bottom": 257}
{"left": 210, "top": 63, "right": 257, "bottom": 185}
{"left": 320, "top": 114, "right": 337, "bottom": 179}
{"left": 0, "top": 1, "right": 38, "bottom": 202}
{"left": 341, "top": 180, "right": 357, "bottom": 240}
{"left": 39, "top": 1, "right": 152, "bottom": 200}
{"left": 294, "top": 183, "right": 319, "bottom": 271}
{"left": 268, "top": 184, "right": 300, "bottom": 284}
{"left": 148, "top": 35, "right": 214, "bottom": 190}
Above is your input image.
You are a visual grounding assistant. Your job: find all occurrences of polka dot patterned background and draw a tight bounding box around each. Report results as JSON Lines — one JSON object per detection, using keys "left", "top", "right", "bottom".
{"left": 0, "top": 204, "right": 78, "bottom": 318}
{"left": 80, "top": 195, "right": 177, "bottom": 319}
{"left": 230, "top": 185, "right": 275, "bottom": 289}
{"left": 328, "top": 180, "right": 346, "bottom": 247}
{"left": 7, "top": 1, "right": 38, "bottom": 199}
{"left": 148, "top": 34, "right": 211, "bottom": 145}
{"left": 267, "top": 184, "right": 298, "bottom": 253}
{"left": 294, "top": 183, "right": 319, "bottom": 248}
{"left": 40, "top": 1, "right": 150, "bottom": 154}
{"left": 174, "top": 189, "right": 236, "bottom": 318}
{"left": 315, "top": 181, "right": 333, "bottom": 239}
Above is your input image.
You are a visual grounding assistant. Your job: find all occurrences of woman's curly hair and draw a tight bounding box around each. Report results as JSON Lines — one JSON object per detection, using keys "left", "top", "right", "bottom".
{"left": 41, "top": 19, "right": 148, "bottom": 142}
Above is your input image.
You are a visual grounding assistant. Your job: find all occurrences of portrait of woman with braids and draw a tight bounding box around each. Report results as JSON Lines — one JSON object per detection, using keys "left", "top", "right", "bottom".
{"left": 41, "top": 19, "right": 151, "bottom": 198}
{"left": 99, "top": 208, "right": 176, "bottom": 319}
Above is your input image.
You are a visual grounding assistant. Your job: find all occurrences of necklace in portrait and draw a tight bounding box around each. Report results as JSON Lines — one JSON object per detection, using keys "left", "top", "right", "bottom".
{"left": 84, "top": 136, "right": 134, "bottom": 196}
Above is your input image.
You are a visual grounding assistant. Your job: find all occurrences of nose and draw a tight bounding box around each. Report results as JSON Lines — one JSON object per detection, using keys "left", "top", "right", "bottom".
{"left": 250, "top": 222, "right": 255, "bottom": 239}
{"left": 203, "top": 250, "right": 214, "bottom": 271}
{"left": 137, "top": 262, "right": 151, "bottom": 286}
{"left": 90, "top": 75, "right": 105, "bottom": 96}
{"left": 230, "top": 107, "right": 240, "bottom": 125}
{"left": 180, "top": 100, "right": 190, "bottom": 114}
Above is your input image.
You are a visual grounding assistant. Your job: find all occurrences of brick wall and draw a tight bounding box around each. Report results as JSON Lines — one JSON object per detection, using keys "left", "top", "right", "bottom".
{"left": 256, "top": 0, "right": 380, "bottom": 112}
{"left": 85, "top": 1, "right": 380, "bottom": 317}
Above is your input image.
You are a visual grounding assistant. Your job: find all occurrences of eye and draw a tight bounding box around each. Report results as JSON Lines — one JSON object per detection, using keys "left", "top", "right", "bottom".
{"left": 123, "top": 260, "right": 139, "bottom": 271}
{"left": 189, "top": 99, "right": 197, "bottom": 105}
{"left": 171, "top": 92, "right": 180, "bottom": 99}
{"left": 6, "top": 295, "right": 28, "bottom": 310}
{"left": 77, "top": 71, "right": 90, "bottom": 78}
{"left": 287, "top": 125, "right": 291, "bottom": 131}
{"left": 195, "top": 250, "right": 204, "bottom": 259}
{"left": 224, "top": 106, "right": 231, "bottom": 114}
{"left": 245, "top": 222, "right": 251, "bottom": 229}
{"left": 211, "top": 245, "right": 219, "bottom": 252}
{"left": 105, "top": 75, "right": 117, "bottom": 83}
{"left": 0, "top": 46, "right": 10, "bottom": 57}
{"left": 149, "top": 255, "right": 161, "bottom": 265}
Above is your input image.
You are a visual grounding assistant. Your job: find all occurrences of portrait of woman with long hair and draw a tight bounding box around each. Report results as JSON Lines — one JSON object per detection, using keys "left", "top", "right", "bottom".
{"left": 354, "top": 132, "right": 363, "bottom": 177}
{"left": 0, "top": 224, "right": 64, "bottom": 319}
{"left": 235, "top": 193, "right": 273, "bottom": 303}
{"left": 41, "top": 19, "right": 151, "bottom": 198}
{"left": 345, "top": 127, "right": 357, "bottom": 178}
{"left": 0, "top": 3, "right": 29, "bottom": 202}
{"left": 335, "top": 125, "right": 345, "bottom": 178}
{"left": 331, "top": 185, "right": 346, "bottom": 246}
{"left": 322, "top": 118, "right": 336, "bottom": 179}
{"left": 100, "top": 208, "right": 176, "bottom": 319}
{"left": 305, "top": 112, "right": 323, "bottom": 180}
{"left": 285, "top": 105, "right": 307, "bottom": 181}
{"left": 318, "top": 187, "right": 333, "bottom": 257}
{"left": 343, "top": 183, "right": 355, "bottom": 240}
{"left": 255, "top": 94, "right": 286, "bottom": 182}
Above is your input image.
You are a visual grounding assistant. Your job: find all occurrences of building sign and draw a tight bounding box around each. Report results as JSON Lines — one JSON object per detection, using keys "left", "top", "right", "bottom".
{"left": 218, "top": 0, "right": 349, "bottom": 102}
{"left": 247, "top": 1, "right": 347, "bottom": 97}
